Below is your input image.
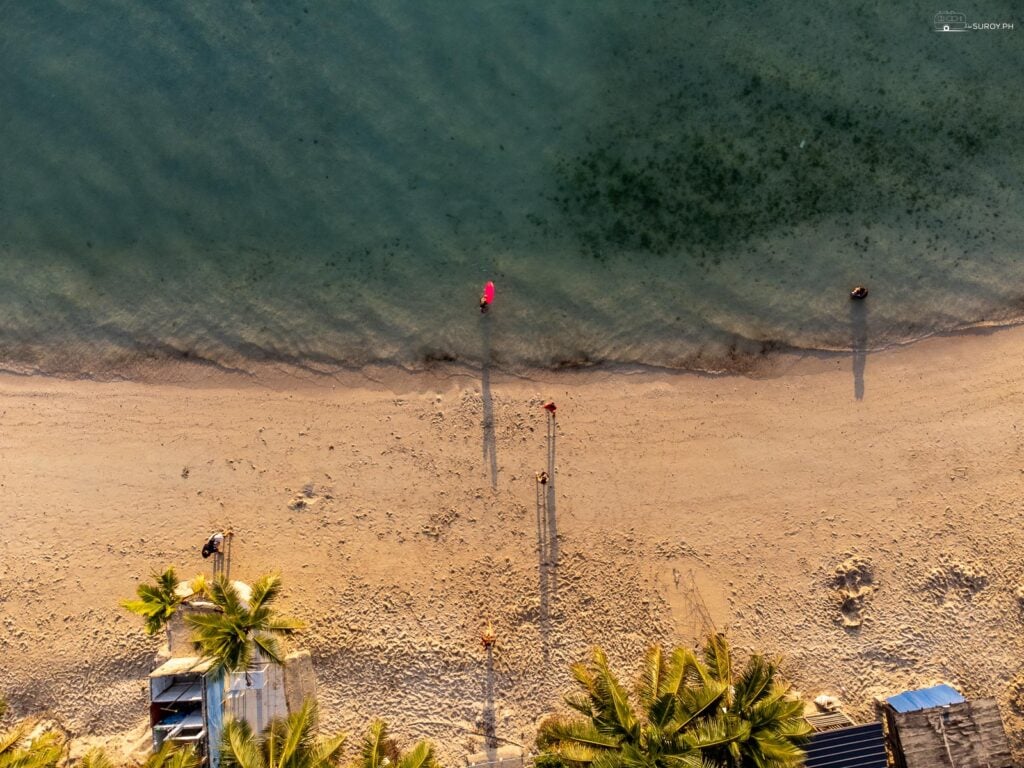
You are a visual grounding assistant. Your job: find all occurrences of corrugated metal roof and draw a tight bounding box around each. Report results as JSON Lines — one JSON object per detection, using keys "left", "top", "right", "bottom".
{"left": 804, "top": 722, "right": 887, "bottom": 768}
{"left": 886, "top": 684, "right": 964, "bottom": 713}
{"left": 149, "top": 656, "right": 213, "bottom": 677}
{"left": 805, "top": 710, "right": 857, "bottom": 732}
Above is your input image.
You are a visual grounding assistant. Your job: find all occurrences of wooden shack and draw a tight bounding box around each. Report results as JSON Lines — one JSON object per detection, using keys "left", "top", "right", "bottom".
{"left": 883, "top": 685, "right": 1012, "bottom": 768}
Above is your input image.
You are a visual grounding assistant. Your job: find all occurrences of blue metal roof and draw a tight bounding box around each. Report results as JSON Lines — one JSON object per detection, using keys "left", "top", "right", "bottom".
{"left": 804, "top": 722, "right": 887, "bottom": 768}
{"left": 885, "top": 683, "right": 964, "bottom": 713}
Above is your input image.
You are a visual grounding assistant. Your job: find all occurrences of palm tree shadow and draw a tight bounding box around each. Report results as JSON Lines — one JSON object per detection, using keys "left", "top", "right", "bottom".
{"left": 481, "top": 317, "right": 498, "bottom": 488}
{"left": 851, "top": 301, "right": 868, "bottom": 401}
{"left": 535, "top": 414, "right": 559, "bottom": 659}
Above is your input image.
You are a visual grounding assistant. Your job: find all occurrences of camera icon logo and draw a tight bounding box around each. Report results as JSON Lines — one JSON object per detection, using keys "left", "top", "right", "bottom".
{"left": 934, "top": 10, "right": 967, "bottom": 31}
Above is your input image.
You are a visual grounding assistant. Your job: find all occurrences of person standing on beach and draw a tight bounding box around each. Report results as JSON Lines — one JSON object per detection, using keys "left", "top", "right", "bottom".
{"left": 480, "top": 281, "right": 495, "bottom": 314}
{"left": 201, "top": 531, "right": 225, "bottom": 559}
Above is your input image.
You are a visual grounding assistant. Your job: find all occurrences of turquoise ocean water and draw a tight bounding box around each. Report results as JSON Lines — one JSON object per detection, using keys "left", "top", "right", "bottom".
{"left": 1, "top": 1, "right": 1022, "bottom": 376}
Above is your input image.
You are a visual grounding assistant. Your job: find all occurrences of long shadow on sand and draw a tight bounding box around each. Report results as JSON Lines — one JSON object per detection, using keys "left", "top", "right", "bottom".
{"left": 535, "top": 413, "right": 559, "bottom": 658}
{"left": 481, "top": 646, "right": 498, "bottom": 749}
{"left": 851, "top": 300, "right": 868, "bottom": 400}
{"left": 481, "top": 316, "right": 498, "bottom": 488}
{"left": 211, "top": 531, "right": 233, "bottom": 579}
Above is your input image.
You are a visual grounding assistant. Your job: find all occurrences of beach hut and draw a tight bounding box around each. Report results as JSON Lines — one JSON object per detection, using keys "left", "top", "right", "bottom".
{"left": 149, "top": 597, "right": 317, "bottom": 767}
{"left": 149, "top": 657, "right": 223, "bottom": 766}
{"left": 882, "top": 684, "right": 1013, "bottom": 768}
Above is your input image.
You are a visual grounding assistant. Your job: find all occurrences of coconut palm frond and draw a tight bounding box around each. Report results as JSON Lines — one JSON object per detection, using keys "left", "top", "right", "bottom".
{"left": 646, "top": 693, "right": 677, "bottom": 731}
{"left": 143, "top": 742, "right": 200, "bottom": 768}
{"left": 564, "top": 693, "right": 595, "bottom": 719}
{"left": 155, "top": 568, "right": 180, "bottom": 597}
{"left": 188, "top": 575, "right": 209, "bottom": 599}
{"left": 570, "top": 661, "right": 599, "bottom": 709}
{"left": 748, "top": 695, "right": 806, "bottom": 734}
{"left": 701, "top": 634, "right": 732, "bottom": 688}
{"left": 616, "top": 743, "right": 656, "bottom": 768}
{"left": 248, "top": 575, "right": 283, "bottom": 612}
{"left": 678, "top": 714, "right": 747, "bottom": 752}
{"left": 182, "top": 611, "right": 229, "bottom": 632}
{"left": 274, "top": 701, "right": 319, "bottom": 768}
{"left": 265, "top": 617, "right": 306, "bottom": 634}
{"left": 731, "top": 655, "right": 776, "bottom": 714}
{"left": 0, "top": 720, "right": 34, "bottom": 758}
{"left": 569, "top": 654, "right": 622, "bottom": 738}
{"left": 188, "top": 574, "right": 301, "bottom": 676}
{"left": 395, "top": 741, "right": 437, "bottom": 768}
{"left": 308, "top": 733, "right": 347, "bottom": 768}
{"left": 769, "top": 712, "right": 812, "bottom": 742}
{"left": 223, "top": 707, "right": 343, "bottom": 768}
{"left": 660, "top": 648, "right": 702, "bottom": 697}
{"left": 660, "top": 754, "right": 719, "bottom": 768}
{"left": 0, "top": 727, "right": 64, "bottom": 768}
{"left": 547, "top": 743, "right": 602, "bottom": 766}
{"left": 666, "top": 681, "right": 728, "bottom": 735}
{"left": 78, "top": 748, "right": 115, "bottom": 768}
{"left": 551, "top": 634, "right": 808, "bottom": 768}
{"left": 743, "top": 731, "right": 808, "bottom": 766}
{"left": 359, "top": 720, "right": 389, "bottom": 768}
{"left": 208, "top": 577, "right": 243, "bottom": 614}
{"left": 164, "top": 747, "right": 201, "bottom": 768}
{"left": 122, "top": 568, "right": 182, "bottom": 635}
{"left": 221, "top": 718, "right": 266, "bottom": 768}
{"left": 188, "top": 616, "right": 251, "bottom": 679}
{"left": 586, "top": 748, "right": 624, "bottom": 768}
{"left": 634, "top": 646, "right": 665, "bottom": 710}
{"left": 537, "top": 717, "right": 620, "bottom": 754}
{"left": 589, "top": 651, "right": 638, "bottom": 742}
{"left": 252, "top": 634, "right": 284, "bottom": 666}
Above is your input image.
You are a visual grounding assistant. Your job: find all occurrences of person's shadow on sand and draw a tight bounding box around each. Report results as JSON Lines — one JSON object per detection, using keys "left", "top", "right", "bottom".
{"left": 481, "top": 316, "right": 497, "bottom": 488}
{"left": 482, "top": 645, "right": 497, "bottom": 749}
{"left": 535, "top": 412, "right": 559, "bottom": 658}
{"left": 851, "top": 300, "right": 868, "bottom": 401}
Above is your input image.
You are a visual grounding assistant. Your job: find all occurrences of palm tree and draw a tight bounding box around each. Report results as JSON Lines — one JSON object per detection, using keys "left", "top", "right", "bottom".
{"left": 697, "top": 635, "right": 809, "bottom": 768}
{"left": 537, "top": 635, "right": 809, "bottom": 768}
{"left": 76, "top": 750, "right": 115, "bottom": 768}
{"left": 0, "top": 719, "right": 65, "bottom": 768}
{"left": 122, "top": 567, "right": 184, "bottom": 637}
{"left": 220, "top": 700, "right": 345, "bottom": 768}
{"left": 353, "top": 720, "right": 438, "bottom": 768}
{"left": 143, "top": 742, "right": 201, "bottom": 768}
{"left": 537, "top": 646, "right": 724, "bottom": 768}
{"left": 185, "top": 574, "right": 305, "bottom": 680}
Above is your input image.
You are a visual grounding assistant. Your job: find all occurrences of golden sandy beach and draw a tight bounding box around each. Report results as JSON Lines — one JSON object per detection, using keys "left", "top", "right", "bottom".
{"left": 3, "top": 326, "right": 1024, "bottom": 762}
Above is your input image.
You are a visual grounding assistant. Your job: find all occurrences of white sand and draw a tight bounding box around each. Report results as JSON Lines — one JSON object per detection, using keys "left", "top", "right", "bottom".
{"left": 3, "top": 326, "right": 1024, "bottom": 762}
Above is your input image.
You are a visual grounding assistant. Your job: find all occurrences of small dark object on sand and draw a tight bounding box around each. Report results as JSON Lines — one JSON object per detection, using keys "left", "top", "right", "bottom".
{"left": 850, "top": 285, "right": 868, "bottom": 300}
{"left": 536, "top": 471, "right": 549, "bottom": 485}
{"left": 542, "top": 401, "right": 557, "bottom": 416}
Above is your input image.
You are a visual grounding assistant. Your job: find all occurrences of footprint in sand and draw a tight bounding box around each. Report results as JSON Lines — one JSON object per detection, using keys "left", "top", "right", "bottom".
{"left": 924, "top": 558, "right": 988, "bottom": 603}
{"left": 831, "top": 555, "right": 876, "bottom": 628}
{"left": 288, "top": 483, "right": 323, "bottom": 511}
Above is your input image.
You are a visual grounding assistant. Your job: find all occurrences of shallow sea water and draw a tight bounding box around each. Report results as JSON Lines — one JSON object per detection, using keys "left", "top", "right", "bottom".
{"left": 1, "top": 1, "right": 1022, "bottom": 375}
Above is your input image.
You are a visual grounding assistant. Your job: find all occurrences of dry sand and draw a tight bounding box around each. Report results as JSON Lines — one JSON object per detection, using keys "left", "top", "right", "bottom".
{"left": 3, "top": 326, "right": 1024, "bottom": 763}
